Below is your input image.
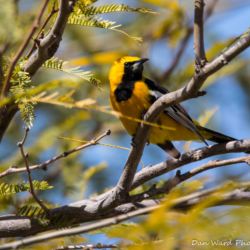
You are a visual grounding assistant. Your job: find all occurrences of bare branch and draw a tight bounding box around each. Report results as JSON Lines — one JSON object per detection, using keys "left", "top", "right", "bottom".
{"left": 129, "top": 155, "right": 250, "bottom": 202}
{"left": 0, "top": 129, "right": 111, "bottom": 179}
{"left": 17, "top": 127, "right": 51, "bottom": 215}
{"left": 194, "top": 0, "right": 207, "bottom": 66}
{"left": 1, "top": 0, "right": 49, "bottom": 99}
{"left": 131, "top": 139, "right": 250, "bottom": 190}
{"left": 157, "top": 27, "right": 193, "bottom": 83}
{"left": 156, "top": 0, "right": 218, "bottom": 83}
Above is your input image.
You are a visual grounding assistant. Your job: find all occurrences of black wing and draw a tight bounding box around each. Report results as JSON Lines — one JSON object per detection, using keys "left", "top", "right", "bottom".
{"left": 144, "top": 78, "right": 207, "bottom": 145}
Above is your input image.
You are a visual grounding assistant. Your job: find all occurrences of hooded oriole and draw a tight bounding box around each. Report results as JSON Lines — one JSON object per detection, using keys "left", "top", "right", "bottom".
{"left": 109, "top": 56, "right": 236, "bottom": 158}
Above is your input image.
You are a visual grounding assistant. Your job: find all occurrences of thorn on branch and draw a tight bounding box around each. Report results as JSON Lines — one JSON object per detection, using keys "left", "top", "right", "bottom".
{"left": 221, "top": 59, "right": 228, "bottom": 65}
{"left": 197, "top": 91, "right": 207, "bottom": 97}
{"left": 176, "top": 169, "right": 181, "bottom": 177}
{"left": 62, "top": 152, "right": 69, "bottom": 157}
{"left": 34, "top": 38, "right": 41, "bottom": 46}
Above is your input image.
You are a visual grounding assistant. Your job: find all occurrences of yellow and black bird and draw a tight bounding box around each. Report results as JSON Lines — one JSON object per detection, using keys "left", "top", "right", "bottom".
{"left": 109, "top": 56, "right": 236, "bottom": 158}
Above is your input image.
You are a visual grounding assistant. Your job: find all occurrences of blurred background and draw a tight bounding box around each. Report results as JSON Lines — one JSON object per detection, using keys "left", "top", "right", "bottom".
{"left": 1, "top": 0, "right": 250, "bottom": 247}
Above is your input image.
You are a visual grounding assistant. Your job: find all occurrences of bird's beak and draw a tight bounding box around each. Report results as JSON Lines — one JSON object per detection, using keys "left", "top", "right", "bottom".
{"left": 133, "top": 58, "right": 149, "bottom": 70}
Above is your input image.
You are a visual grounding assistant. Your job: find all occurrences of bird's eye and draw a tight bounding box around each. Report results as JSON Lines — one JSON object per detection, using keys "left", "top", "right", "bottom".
{"left": 124, "top": 62, "right": 129, "bottom": 68}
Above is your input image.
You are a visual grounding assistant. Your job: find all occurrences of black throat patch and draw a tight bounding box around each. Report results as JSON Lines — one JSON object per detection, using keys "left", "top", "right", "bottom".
{"left": 114, "top": 81, "right": 136, "bottom": 102}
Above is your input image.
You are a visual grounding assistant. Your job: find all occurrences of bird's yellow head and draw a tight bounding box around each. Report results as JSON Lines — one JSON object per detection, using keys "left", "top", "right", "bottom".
{"left": 109, "top": 56, "right": 149, "bottom": 91}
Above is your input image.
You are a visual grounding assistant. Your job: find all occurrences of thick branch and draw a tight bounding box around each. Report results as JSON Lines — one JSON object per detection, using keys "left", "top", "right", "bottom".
{"left": 194, "top": 0, "right": 207, "bottom": 65}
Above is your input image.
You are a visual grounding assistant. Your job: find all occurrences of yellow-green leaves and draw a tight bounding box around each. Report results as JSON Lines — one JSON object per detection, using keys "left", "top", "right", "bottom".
{"left": 42, "top": 57, "right": 101, "bottom": 88}
{"left": 78, "top": 4, "right": 158, "bottom": 16}
{"left": 0, "top": 181, "right": 52, "bottom": 196}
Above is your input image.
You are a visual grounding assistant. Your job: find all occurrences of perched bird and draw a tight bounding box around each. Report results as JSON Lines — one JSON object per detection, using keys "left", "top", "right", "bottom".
{"left": 109, "top": 56, "right": 236, "bottom": 158}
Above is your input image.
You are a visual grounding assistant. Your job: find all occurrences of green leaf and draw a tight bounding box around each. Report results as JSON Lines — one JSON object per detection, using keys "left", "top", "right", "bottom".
{"left": 77, "top": 3, "right": 158, "bottom": 16}
{"left": 67, "top": 15, "right": 142, "bottom": 44}
{"left": 42, "top": 57, "right": 101, "bottom": 88}
{"left": 0, "top": 181, "right": 53, "bottom": 196}
{"left": 79, "top": 163, "right": 107, "bottom": 199}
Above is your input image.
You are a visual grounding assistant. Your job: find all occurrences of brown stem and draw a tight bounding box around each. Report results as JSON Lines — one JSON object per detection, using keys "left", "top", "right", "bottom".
{"left": 1, "top": 0, "right": 49, "bottom": 99}
{"left": 17, "top": 127, "right": 51, "bottom": 216}
{"left": 26, "top": 6, "right": 59, "bottom": 58}
{"left": 194, "top": 0, "right": 207, "bottom": 66}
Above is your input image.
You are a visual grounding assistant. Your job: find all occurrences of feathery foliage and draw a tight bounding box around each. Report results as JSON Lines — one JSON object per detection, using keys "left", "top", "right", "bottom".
{"left": 23, "top": 91, "right": 96, "bottom": 109}
{"left": 42, "top": 57, "right": 101, "bottom": 88}
{"left": 77, "top": 3, "right": 157, "bottom": 16}
{"left": 67, "top": 14, "right": 142, "bottom": 44}
{"left": 0, "top": 181, "right": 52, "bottom": 196}
{"left": 16, "top": 204, "right": 76, "bottom": 228}
{"left": 2, "top": 56, "right": 36, "bottom": 128}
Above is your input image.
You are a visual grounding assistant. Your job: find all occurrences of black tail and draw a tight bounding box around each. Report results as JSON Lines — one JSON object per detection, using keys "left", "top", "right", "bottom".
{"left": 197, "top": 125, "right": 237, "bottom": 143}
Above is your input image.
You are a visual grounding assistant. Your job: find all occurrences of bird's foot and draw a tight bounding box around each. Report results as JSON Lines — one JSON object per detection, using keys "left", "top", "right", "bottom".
{"left": 131, "top": 137, "right": 137, "bottom": 147}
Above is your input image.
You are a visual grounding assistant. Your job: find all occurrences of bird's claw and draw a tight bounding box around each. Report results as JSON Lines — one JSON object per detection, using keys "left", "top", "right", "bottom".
{"left": 131, "top": 137, "right": 137, "bottom": 147}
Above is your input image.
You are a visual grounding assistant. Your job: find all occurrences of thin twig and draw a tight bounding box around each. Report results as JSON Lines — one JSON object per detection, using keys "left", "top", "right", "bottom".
{"left": 0, "top": 43, "right": 10, "bottom": 85}
{"left": 26, "top": 6, "right": 59, "bottom": 58}
{"left": 1, "top": 0, "right": 49, "bottom": 99}
{"left": 0, "top": 129, "right": 111, "bottom": 179}
{"left": 157, "top": 0, "right": 218, "bottom": 83}
{"left": 194, "top": 0, "right": 207, "bottom": 66}
{"left": 17, "top": 127, "right": 51, "bottom": 216}
{"left": 53, "top": 243, "right": 119, "bottom": 250}
{"left": 157, "top": 27, "right": 193, "bottom": 82}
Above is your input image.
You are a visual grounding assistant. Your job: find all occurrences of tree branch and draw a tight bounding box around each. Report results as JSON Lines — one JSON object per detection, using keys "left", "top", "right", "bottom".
{"left": 53, "top": 243, "right": 119, "bottom": 250}
{"left": 194, "top": 0, "right": 207, "bottom": 66}
{"left": 1, "top": 140, "right": 250, "bottom": 238}
{"left": 131, "top": 139, "right": 250, "bottom": 190}
{"left": 23, "top": 0, "right": 76, "bottom": 77}
{"left": 0, "top": 129, "right": 111, "bottom": 179}
{"left": 1, "top": 187, "right": 250, "bottom": 248}
{"left": 0, "top": 0, "right": 76, "bottom": 143}
{"left": 1, "top": 0, "right": 49, "bottom": 99}
{"left": 26, "top": 6, "right": 59, "bottom": 58}
{"left": 129, "top": 155, "right": 250, "bottom": 203}
{"left": 156, "top": 0, "right": 218, "bottom": 83}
